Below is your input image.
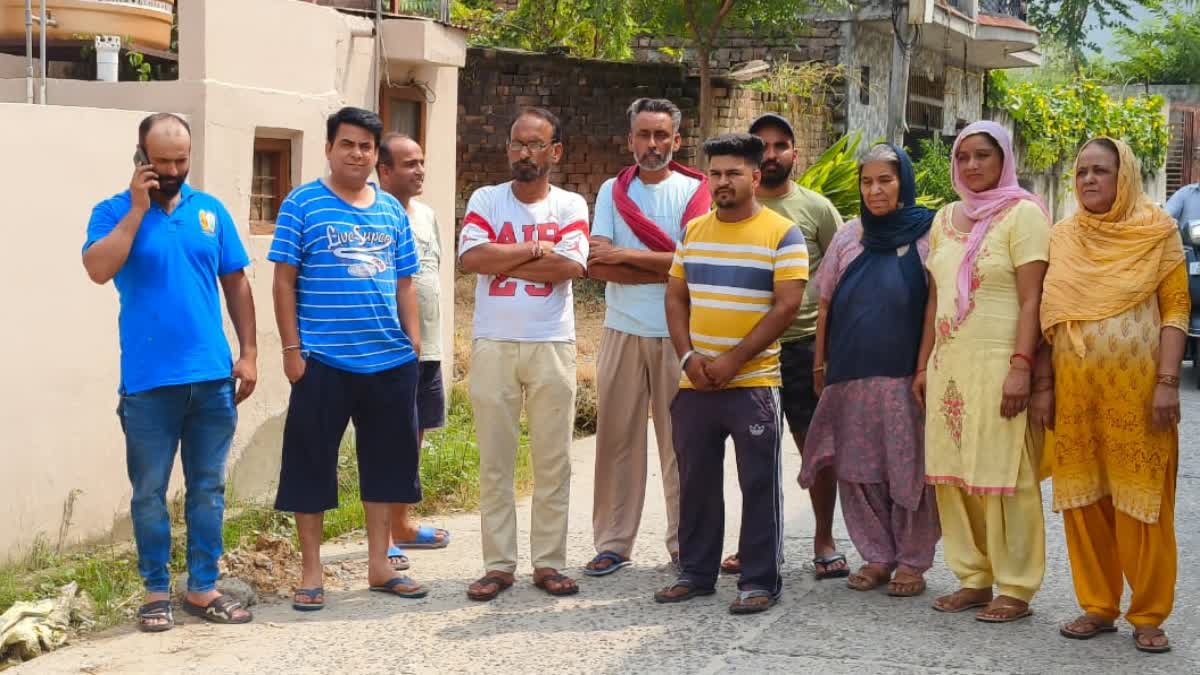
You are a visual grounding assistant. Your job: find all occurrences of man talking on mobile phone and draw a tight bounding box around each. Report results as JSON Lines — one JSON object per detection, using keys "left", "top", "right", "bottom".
{"left": 82, "top": 113, "right": 257, "bottom": 632}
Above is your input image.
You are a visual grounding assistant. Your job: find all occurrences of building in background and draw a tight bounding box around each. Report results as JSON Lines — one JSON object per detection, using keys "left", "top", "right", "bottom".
{"left": 0, "top": 0, "right": 465, "bottom": 562}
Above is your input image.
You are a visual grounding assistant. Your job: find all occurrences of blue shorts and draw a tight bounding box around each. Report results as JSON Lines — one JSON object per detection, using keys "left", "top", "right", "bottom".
{"left": 275, "top": 357, "right": 421, "bottom": 512}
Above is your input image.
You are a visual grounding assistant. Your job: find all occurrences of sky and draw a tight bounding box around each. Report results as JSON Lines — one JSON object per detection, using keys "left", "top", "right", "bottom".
{"left": 1085, "top": 2, "right": 1157, "bottom": 57}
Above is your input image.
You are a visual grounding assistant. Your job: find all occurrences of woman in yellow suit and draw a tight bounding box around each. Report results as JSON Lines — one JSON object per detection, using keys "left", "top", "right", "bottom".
{"left": 1036, "top": 137, "right": 1188, "bottom": 654}
{"left": 915, "top": 121, "right": 1051, "bottom": 623}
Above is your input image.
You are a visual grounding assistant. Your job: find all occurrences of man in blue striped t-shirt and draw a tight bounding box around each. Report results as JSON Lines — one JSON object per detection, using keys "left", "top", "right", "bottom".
{"left": 268, "top": 107, "right": 426, "bottom": 609}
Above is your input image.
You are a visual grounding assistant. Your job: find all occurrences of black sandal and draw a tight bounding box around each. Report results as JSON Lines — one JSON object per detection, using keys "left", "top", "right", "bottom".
{"left": 181, "top": 594, "right": 253, "bottom": 624}
{"left": 137, "top": 599, "right": 174, "bottom": 632}
{"left": 654, "top": 578, "right": 716, "bottom": 604}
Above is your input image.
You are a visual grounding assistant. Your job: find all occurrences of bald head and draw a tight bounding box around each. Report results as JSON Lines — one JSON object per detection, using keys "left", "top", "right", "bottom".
{"left": 137, "top": 112, "right": 192, "bottom": 198}
{"left": 377, "top": 133, "right": 425, "bottom": 204}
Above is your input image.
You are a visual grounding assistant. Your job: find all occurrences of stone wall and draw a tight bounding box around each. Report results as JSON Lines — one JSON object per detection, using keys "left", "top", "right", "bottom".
{"left": 631, "top": 24, "right": 843, "bottom": 78}
{"left": 456, "top": 47, "right": 834, "bottom": 221}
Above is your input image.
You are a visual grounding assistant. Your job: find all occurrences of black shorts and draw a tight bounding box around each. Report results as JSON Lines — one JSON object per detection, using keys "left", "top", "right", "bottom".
{"left": 274, "top": 357, "right": 421, "bottom": 513}
{"left": 779, "top": 337, "right": 818, "bottom": 436}
{"left": 417, "top": 361, "right": 446, "bottom": 431}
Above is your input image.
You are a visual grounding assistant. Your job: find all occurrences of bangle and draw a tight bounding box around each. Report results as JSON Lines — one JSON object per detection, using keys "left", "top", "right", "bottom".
{"left": 1010, "top": 353, "right": 1034, "bottom": 370}
{"left": 813, "top": 365, "right": 826, "bottom": 373}
{"left": 282, "top": 345, "right": 301, "bottom": 354}
{"left": 1157, "top": 374, "right": 1181, "bottom": 388}
{"left": 679, "top": 350, "right": 697, "bottom": 371}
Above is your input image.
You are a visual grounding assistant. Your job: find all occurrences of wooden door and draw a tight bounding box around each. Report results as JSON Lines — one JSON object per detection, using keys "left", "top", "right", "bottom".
{"left": 1168, "top": 104, "right": 1199, "bottom": 198}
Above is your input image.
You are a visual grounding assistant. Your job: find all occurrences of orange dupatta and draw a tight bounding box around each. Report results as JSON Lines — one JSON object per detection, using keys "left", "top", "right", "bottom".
{"left": 1040, "top": 137, "right": 1185, "bottom": 355}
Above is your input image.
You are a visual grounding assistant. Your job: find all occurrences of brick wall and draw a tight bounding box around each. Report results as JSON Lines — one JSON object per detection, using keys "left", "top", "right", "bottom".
{"left": 456, "top": 47, "right": 834, "bottom": 224}
{"left": 632, "top": 24, "right": 843, "bottom": 78}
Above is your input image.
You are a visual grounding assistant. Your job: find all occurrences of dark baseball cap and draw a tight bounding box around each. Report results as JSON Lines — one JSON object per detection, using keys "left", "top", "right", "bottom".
{"left": 748, "top": 113, "right": 795, "bottom": 141}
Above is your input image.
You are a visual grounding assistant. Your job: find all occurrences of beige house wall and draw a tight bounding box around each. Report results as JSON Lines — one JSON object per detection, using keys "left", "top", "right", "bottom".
{"left": 0, "top": 0, "right": 464, "bottom": 563}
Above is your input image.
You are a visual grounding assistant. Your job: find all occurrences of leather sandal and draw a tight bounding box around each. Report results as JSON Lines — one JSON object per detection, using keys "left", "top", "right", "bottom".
{"left": 1059, "top": 614, "right": 1117, "bottom": 640}
{"left": 467, "top": 574, "right": 513, "bottom": 602}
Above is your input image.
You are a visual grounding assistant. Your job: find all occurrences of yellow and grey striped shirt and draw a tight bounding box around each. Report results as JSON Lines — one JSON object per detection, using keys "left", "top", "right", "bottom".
{"left": 669, "top": 207, "right": 809, "bottom": 389}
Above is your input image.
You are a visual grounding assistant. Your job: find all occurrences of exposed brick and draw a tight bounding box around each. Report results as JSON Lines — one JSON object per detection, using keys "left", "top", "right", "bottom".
{"left": 456, "top": 47, "right": 831, "bottom": 224}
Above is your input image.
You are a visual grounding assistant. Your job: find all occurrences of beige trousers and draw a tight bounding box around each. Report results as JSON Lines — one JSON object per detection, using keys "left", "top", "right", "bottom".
{"left": 469, "top": 339, "right": 576, "bottom": 574}
{"left": 935, "top": 442, "right": 1046, "bottom": 603}
{"left": 591, "top": 328, "right": 682, "bottom": 559}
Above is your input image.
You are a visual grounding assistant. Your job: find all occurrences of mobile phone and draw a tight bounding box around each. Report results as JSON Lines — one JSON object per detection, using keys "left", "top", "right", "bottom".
{"left": 133, "top": 147, "right": 149, "bottom": 167}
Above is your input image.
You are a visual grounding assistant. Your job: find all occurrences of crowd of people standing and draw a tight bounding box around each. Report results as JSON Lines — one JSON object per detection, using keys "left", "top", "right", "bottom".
{"left": 83, "top": 98, "right": 1186, "bottom": 655}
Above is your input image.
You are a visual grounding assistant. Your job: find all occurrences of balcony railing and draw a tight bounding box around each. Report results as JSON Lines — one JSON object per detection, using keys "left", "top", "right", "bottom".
{"left": 307, "top": 1, "right": 451, "bottom": 22}
{"left": 979, "top": 0, "right": 1028, "bottom": 21}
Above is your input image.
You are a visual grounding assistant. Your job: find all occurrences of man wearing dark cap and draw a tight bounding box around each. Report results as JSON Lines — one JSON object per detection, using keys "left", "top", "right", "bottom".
{"left": 717, "top": 113, "right": 847, "bottom": 581}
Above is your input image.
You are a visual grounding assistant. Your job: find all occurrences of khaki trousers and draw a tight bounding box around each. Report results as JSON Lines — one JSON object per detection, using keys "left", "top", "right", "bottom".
{"left": 469, "top": 339, "right": 576, "bottom": 574}
{"left": 592, "top": 328, "right": 682, "bottom": 558}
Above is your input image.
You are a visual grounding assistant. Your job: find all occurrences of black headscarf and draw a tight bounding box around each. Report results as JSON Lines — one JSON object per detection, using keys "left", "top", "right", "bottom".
{"left": 824, "top": 144, "right": 935, "bottom": 386}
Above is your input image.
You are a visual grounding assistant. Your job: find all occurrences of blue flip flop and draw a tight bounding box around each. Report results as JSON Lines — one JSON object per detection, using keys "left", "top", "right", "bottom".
{"left": 387, "top": 545, "right": 411, "bottom": 571}
{"left": 292, "top": 587, "right": 325, "bottom": 612}
{"left": 391, "top": 526, "right": 450, "bottom": 550}
{"left": 584, "top": 551, "right": 632, "bottom": 577}
{"left": 369, "top": 576, "right": 429, "bottom": 599}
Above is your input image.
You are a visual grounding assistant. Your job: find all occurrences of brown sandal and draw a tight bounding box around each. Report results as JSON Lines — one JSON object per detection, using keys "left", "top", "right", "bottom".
{"left": 1060, "top": 614, "right": 1117, "bottom": 640}
{"left": 847, "top": 564, "right": 891, "bottom": 591}
{"left": 1133, "top": 626, "right": 1171, "bottom": 653}
{"left": 720, "top": 553, "right": 741, "bottom": 575}
{"left": 976, "top": 596, "right": 1033, "bottom": 623}
{"left": 466, "top": 574, "right": 513, "bottom": 602}
{"left": 932, "top": 588, "right": 993, "bottom": 613}
{"left": 886, "top": 571, "right": 927, "bottom": 597}
{"left": 533, "top": 572, "right": 579, "bottom": 597}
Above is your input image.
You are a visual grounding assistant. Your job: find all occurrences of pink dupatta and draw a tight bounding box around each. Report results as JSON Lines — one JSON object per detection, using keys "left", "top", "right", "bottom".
{"left": 950, "top": 121, "right": 1049, "bottom": 322}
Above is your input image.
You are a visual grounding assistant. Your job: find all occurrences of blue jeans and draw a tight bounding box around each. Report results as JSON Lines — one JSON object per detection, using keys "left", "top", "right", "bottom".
{"left": 117, "top": 378, "right": 237, "bottom": 593}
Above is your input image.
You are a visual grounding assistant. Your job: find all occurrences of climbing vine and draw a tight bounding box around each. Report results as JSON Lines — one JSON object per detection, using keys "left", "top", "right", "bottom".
{"left": 987, "top": 72, "right": 1170, "bottom": 176}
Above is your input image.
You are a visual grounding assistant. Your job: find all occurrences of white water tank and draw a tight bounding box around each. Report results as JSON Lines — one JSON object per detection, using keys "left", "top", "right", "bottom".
{"left": 94, "top": 35, "right": 120, "bottom": 82}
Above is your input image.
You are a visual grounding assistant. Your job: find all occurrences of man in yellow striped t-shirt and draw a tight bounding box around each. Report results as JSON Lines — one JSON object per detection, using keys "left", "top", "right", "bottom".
{"left": 654, "top": 133, "right": 808, "bottom": 615}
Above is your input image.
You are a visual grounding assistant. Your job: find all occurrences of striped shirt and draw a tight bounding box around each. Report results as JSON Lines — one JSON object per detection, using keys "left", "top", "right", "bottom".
{"left": 267, "top": 180, "right": 420, "bottom": 374}
{"left": 669, "top": 206, "right": 809, "bottom": 388}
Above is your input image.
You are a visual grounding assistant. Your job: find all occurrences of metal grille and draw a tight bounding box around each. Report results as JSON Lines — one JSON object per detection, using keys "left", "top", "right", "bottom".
{"left": 979, "top": 0, "right": 1028, "bottom": 20}
{"left": 1167, "top": 106, "right": 1199, "bottom": 199}
{"left": 906, "top": 72, "right": 946, "bottom": 133}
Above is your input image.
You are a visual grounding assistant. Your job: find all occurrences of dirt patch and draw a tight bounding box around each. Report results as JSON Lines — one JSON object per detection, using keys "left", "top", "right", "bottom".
{"left": 219, "top": 534, "right": 361, "bottom": 600}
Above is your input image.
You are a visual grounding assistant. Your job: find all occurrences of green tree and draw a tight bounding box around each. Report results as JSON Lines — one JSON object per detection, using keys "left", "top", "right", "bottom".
{"left": 1026, "top": 0, "right": 1145, "bottom": 66}
{"left": 1100, "top": 3, "right": 1200, "bottom": 85}
{"left": 452, "top": 0, "right": 641, "bottom": 59}
{"left": 637, "top": 0, "right": 826, "bottom": 146}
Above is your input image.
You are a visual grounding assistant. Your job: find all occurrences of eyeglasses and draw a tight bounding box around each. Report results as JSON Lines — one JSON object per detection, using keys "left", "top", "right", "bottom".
{"left": 507, "top": 140, "right": 553, "bottom": 153}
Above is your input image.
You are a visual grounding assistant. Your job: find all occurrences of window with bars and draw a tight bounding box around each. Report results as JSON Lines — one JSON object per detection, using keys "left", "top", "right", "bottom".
{"left": 250, "top": 137, "right": 293, "bottom": 235}
{"left": 906, "top": 72, "right": 946, "bottom": 133}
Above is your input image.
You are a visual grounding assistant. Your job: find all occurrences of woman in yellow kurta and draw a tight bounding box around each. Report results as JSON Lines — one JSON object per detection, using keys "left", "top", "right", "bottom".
{"left": 1037, "top": 137, "right": 1188, "bottom": 654}
{"left": 914, "top": 121, "right": 1051, "bottom": 623}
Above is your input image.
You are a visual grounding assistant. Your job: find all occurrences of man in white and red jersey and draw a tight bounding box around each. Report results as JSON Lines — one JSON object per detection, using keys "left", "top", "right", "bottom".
{"left": 458, "top": 107, "right": 589, "bottom": 602}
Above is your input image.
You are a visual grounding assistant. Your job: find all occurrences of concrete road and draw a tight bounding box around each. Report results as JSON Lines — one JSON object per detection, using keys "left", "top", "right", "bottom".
{"left": 19, "top": 376, "right": 1200, "bottom": 674}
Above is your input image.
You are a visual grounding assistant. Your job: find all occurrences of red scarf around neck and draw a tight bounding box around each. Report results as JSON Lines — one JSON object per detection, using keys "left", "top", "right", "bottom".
{"left": 612, "top": 161, "right": 711, "bottom": 252}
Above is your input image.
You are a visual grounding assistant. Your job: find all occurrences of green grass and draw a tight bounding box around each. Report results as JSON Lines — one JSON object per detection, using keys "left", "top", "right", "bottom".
{"left": 0, "top": 383, "right": 532, "bottom": 632}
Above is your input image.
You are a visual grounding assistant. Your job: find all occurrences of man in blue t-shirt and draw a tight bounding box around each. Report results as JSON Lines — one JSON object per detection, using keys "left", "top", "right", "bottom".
{"left": 268, "top": 107, "right": 425, "bottom": 610}
{"left": 83, "top": 113, "right": 257, "bottom": 631}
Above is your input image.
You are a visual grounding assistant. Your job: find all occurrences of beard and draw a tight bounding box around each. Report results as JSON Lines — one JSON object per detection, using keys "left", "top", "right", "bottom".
{"left": 713, "top": 188, "right": 740, "bottom": 209}
{"left": 759, "top": 160, "right": 793, "bottom": 188}
{"left": 635, "top": 148, "right": 673, "bottom": 172}
{"left": 152, "top": 171, "right": 188, "bottom": 198}
{"left": 511, "top": 160, "right": 549, "bottom": 183}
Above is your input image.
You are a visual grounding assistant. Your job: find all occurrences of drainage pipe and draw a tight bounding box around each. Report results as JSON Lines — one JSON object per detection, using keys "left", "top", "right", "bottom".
{"left": 39, "top": 0, "right": 47, "bottom": 104}
{"left": 24, "top": 0, "right": 33, "bottom": 104}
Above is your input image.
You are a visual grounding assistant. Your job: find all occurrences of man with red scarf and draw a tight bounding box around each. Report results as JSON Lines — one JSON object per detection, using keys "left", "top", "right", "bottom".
{"left": 585, "top": 98, "right": 711, "bottom": 576}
